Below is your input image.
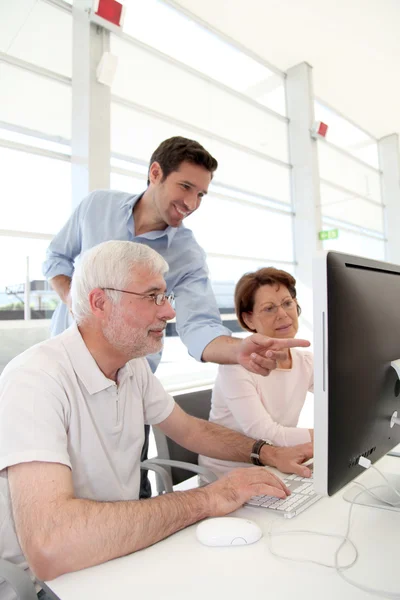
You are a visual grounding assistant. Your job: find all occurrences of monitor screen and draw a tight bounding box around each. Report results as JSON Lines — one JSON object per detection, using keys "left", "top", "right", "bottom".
{"left": 313, "top": 250, "right": 400, "bottom": 497}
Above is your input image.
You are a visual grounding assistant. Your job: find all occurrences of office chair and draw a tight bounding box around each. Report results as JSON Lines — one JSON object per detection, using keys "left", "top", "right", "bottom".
{"left": 142, "top": 388, "right": 218, "bottom": 494}
{"left": 0, "top": 559, "right": 38, "bottom": 600}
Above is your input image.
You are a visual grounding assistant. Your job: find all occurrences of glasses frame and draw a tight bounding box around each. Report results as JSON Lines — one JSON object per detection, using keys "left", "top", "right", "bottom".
{"left": 259, "top": 298, "right": 297, "bottom": 316}
{"left": 102, "top": 287, "right": 175, "bottom": 307}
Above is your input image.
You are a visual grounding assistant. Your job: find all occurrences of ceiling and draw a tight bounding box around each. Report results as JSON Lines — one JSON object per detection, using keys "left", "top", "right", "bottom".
{"left": 173, "top": 0, "right": 400, "bottom": 141}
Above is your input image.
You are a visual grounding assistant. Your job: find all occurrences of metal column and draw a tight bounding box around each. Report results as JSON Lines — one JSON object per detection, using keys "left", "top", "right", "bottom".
{"left": 71, "top": 1, "right": 111, "bottom": 210}
{"left": 378, "top": 134, "right": 400, "bottom": 265}
{"left": 286, "top": 62, "right": 322, "bottom": 326}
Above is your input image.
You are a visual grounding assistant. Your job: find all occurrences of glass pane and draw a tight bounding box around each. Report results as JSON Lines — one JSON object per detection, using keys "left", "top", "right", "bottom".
{"left": 318, "top": 141, "right": 381, "bottom": 204}
{"left": 0, "top": 236, "right": 60, "bottom": 315}
{"left": 207, "top": 257, "right": 295, "bottom": 310}
{"left": 111, "top": 37, "right": 288, "bottom": 163}
{"left": 0, "top": 147, "right": 71, "bottom": 234}
{"left": 320, "top": 183, "right": 384, "bottom": 233}
{"left": 186, "top": 198, "right": 294, "bottom": 262}
{"left": 122, "top": 0, "right": 286, "bottom": 115}
{"left": 210, "top": 182, "right": 291, "bottom": 212}
{"left": 0, "top": 63, "right": 71, "bottom": 139}
{"left": 1, "top": 0, "right": 72, "bottom": 77}
{"left": 110, "top": 172, "right": 147, "bottom": 195}
{"left": 321, "top": 225, "right": 385, "bottom": 261}
{"left": 0, "top": 127, "right": 70, "bottom": 154}
{"left": 111, "top": 157, "right": 148, "bottom": 175}
{"left": 158, "top": 336, "right": 219, "bottom": 390}
{"left": 315, "top": 101, "right": 379, "bottom": 169}
{"left": 111, "top": 103, "right": 291, "bottom": 203}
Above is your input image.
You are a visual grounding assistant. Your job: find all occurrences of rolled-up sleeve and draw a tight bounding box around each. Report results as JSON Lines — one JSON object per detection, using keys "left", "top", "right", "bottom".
{"left": 174, "top": 250, "right": 231, "bottom": 362}
{"left": 42, "top": 195, "right": 89, "bottom": 280}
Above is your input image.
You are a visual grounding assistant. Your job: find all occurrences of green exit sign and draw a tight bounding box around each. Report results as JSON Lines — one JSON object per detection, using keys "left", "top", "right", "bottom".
{"left": 319, "top": 228, "right": 339, "bottom": 241}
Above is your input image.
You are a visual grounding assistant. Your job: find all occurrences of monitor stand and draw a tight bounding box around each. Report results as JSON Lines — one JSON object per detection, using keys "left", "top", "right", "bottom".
{"left": 343, "top": 473, "right": 400, "bottom": 512}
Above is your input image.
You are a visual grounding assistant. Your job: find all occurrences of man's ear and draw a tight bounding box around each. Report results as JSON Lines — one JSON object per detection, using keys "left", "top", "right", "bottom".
{"left": 148, "top": 161, "right": 164, "bottom": 185}
{"left": 242, "top": 312, "right": 256, "bottom": 332}
{"left": 88, "top": 288, "right": 107, "bottom": 319}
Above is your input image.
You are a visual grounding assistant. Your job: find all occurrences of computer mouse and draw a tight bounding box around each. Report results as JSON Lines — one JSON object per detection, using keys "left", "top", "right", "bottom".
{"left": 196, "top": 517, "right": 263, "bottom": 547}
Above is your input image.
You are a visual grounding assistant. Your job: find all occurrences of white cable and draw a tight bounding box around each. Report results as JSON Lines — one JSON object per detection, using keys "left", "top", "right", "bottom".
{"left": 266, "top": 462, "right": 400, "bottom": 599}
{"left": 333, "top": 484, "right": 400, "bottom": 599}
{"left": 266, "top": 522, "right": 358, "bottom": 569}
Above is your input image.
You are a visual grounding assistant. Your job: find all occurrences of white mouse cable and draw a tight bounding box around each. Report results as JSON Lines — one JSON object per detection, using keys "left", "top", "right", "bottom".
{"left": 333, "top": 461, "right": 400, "bottom": 599}
{"left": 266, "top": 520, "right": 358, "bottom": 570}
{"left": 266, "top": 459, "right": 400, "bottom": 599}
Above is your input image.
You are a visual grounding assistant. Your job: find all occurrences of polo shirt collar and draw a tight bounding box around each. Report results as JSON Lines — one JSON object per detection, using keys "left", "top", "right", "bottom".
{"left": 125, "top": 192, "right": 180, "bottom": 248}
{"left": 61, "top": 324, "right": 133, "bottom": 395}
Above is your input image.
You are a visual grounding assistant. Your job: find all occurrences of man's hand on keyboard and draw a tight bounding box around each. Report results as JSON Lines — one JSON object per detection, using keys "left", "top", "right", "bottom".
{"left": 261, "top": 442, "right": 313, "bottom": 478}
{"left": 203, "top": 467, "right": 290, "bottom": 517}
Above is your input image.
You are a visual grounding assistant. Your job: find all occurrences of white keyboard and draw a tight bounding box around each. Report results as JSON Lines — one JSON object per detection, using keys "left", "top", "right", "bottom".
{"left": 246, "top": 474, "right": 321, "bottom": 519}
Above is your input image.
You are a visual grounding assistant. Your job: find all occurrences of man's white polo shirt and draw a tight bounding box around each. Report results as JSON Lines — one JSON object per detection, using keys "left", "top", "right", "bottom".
{"left": 0, "top": 324, "right": 175, "bottom": 595}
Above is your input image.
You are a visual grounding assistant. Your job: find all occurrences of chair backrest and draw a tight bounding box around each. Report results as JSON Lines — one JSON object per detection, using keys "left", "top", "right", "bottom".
{"left": 0, "top": 560, "right": 38, "bottom": 600}
{"left": 153, "top": 388, "right": 212, "bottom": 487}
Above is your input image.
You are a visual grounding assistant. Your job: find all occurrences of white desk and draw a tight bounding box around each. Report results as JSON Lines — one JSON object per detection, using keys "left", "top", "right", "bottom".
{"left": 45, "top": 455, "right": 400, "bottom": 600}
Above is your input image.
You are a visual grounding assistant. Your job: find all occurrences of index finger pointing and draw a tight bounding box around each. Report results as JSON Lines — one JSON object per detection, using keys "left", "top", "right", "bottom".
{"left": 271, "top": 338, "right": 310, "bottom": 349}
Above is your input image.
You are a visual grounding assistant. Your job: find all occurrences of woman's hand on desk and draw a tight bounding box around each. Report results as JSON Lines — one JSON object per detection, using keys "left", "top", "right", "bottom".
{"left": 203, "top": 467, "right": 290, "bottom": 517}
{"left": 263, "top": 443, "right": 313, "bottom": 479}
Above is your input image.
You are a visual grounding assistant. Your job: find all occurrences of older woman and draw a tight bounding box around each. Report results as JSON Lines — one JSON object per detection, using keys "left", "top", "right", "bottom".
{"left": 199, "top": 267, "right": 313, "bottom": 477}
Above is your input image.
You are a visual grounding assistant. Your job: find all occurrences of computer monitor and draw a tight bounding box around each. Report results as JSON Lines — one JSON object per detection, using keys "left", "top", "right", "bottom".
{"left": 313, "top": 250, "right": 400, "bottom": 504}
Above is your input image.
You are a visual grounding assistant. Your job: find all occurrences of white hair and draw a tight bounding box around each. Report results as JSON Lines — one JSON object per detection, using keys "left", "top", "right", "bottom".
{"left": 71, "top": 241, "right": 169, "bottom": 324}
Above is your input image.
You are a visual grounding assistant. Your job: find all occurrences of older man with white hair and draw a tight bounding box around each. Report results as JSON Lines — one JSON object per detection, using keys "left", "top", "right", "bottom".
{"left": 0, "top": 241, "right": 312, "bottom": 598}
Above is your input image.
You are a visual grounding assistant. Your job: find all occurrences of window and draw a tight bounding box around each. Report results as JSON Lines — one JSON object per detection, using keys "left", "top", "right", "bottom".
{"left": 186, "top": 197, "right": 293, "bottom": 262}
{"left": 0, "top": 63, "right": 71, "bottom": 139}
{"left": 314, "top": 100, "right": 379, "bottom": 168}
{"left": 319, "top": 182, "right": 384, "bottom": 233}
{"left": 111, "top": 103, "right": 291, "bottom": 203}
{"left": 315, "top": 102, "right": 385, "bottom": 263}
{"left": 111, "top": 36, "right": 288, "bottom": 163}
{"left": 0, "top": 147, "right": 71, "bottom": 234}
{"left": 110, "top": 172, "right": 147, "bottom": 195}
{"left": 318, "top": 142, "right": 381, "bottom": 204}
{"left": 122, "top": 0, "right": 286, "bottom": 115}
{"left": 321, "top": 225, "right": 385, "bottom": 261}
{"left": 1, "top": 0, "right": 72, "bottom": 77}
{"left": 0, "top": 236, "right": 59, "bottom": 314}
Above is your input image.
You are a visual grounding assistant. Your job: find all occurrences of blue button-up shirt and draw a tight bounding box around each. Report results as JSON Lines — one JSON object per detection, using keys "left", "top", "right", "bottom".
{"left": 43, "top": 190, "right": 231, "bottom": 373}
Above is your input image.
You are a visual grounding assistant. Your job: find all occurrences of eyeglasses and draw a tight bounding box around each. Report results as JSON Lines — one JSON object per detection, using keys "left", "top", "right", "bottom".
{"left": 102, "top": 288, "right": 175, "bottom": 307}
{"left": 260, "top": 299, "right": 297, "bottom": 316}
